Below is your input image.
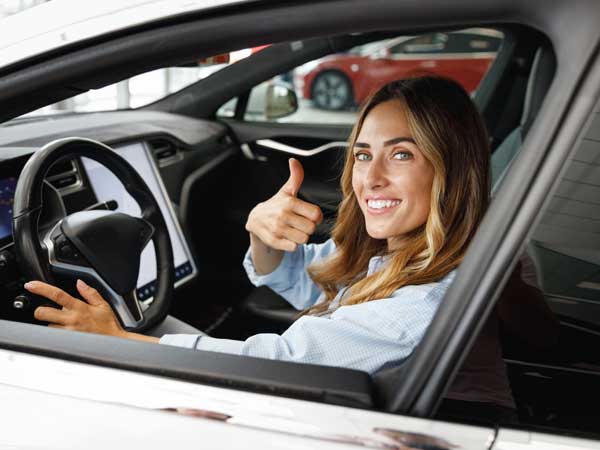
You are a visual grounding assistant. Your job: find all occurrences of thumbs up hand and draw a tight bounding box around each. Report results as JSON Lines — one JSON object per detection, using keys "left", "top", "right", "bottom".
{"left": 280, "top": 157, "right": 305, "bottom": 197}
{"left": 246, "top": 158, "right": 323, "bottom": 252}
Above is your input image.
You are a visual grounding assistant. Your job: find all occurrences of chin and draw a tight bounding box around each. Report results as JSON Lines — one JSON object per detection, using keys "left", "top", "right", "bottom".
{"left": 365, "top": 227, "right": 393, "bottom": 241}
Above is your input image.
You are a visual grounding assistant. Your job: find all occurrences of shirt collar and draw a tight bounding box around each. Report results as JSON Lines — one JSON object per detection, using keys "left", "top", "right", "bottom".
{"left": 367, "top": 254, "right": 390, "bottom": 276}
{"left": 327, "top": 254, "right": 390, "bottom": 313}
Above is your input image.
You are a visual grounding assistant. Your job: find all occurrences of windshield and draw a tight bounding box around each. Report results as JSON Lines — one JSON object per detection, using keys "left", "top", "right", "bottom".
{"left": 17, "top": 48, "right": 258, "bottom": 119}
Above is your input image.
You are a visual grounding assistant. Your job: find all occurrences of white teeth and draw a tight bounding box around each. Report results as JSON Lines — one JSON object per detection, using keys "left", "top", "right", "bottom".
{"left": 367, "top": 199, "right": 401, "bottom": 209}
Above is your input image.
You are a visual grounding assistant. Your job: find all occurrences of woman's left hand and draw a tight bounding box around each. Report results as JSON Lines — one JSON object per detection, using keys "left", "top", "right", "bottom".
{"left": 25, "top": 279, "right": 128, "bottom": 338}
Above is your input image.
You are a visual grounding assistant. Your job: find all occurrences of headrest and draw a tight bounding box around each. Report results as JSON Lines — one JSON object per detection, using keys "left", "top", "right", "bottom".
{"left": 520, "top": 44, "right": 556, "bottom": 135}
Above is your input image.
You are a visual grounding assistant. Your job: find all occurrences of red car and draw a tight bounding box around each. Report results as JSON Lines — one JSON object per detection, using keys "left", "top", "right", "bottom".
{"left": 294, "top": 29, "right": 502, "bottom": 110}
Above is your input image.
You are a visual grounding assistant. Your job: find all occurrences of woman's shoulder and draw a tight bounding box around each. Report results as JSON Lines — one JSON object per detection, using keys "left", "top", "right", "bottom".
{"left": 342, "top": 269, "right": 457, "bottom": 313}
{"left": 389, "top": 269, "right": 457, "bottom": 303}
{"left": 330, "top": 270, "right": 457, "bottom": 339}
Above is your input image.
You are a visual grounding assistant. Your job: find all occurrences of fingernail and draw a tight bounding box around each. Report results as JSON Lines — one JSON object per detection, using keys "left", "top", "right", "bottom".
{"left": 24, "top": 281, "right": 36, "bottom": 290}
{"left": 76, "top": 279, "right": 88, "bottom": 289}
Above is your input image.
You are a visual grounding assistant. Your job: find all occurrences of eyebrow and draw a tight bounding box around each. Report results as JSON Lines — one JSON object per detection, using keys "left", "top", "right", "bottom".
{"left": 354, "top": 136, "right": 416, "bottom": 148}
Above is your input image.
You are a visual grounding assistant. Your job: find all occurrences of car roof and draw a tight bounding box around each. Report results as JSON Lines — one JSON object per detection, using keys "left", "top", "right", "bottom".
{"left": 0, "top": 0, "right": 251, "bottom": 70}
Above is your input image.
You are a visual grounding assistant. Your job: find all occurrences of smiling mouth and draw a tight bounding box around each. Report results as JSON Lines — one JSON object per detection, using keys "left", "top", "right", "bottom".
{"left": 366, "top": 199, "right": 401, "bottom": 212}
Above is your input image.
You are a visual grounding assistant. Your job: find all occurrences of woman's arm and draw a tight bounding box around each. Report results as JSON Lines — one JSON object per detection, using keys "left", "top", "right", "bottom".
{"left": 162, "top": 273, "right": 455, "bottom": 373}
{"left": 243, "top": 239, "right": 336, "bottom": 310}
{"left": 28, "top": 272, "right": 453, "bottom": 375}
{"left": 248, "top": 233, "right": 284, "bottom": 276}
{"left": 245, "top": 158, "right": 322, "bottom": 275}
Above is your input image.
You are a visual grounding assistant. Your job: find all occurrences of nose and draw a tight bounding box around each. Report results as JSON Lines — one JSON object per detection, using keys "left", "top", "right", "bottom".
{"left": 365, "top": 156, "right": 388, "bottom": 189}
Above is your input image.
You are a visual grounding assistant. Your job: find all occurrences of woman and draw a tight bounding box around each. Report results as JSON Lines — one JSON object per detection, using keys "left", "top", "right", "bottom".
{"left": 25, "top": 76, "right": 490, "bottom": 375}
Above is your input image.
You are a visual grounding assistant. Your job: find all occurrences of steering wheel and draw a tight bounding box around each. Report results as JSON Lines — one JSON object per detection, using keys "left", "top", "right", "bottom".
{"left": 12, "top": 137, "right": 174, "bottom": 332}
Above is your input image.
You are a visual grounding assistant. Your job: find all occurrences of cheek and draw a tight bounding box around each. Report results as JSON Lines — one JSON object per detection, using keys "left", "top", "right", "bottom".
{"left": 414, "top": 175, "right": 434, "bottom": 219}
{"left": 404, "top": 169, "right": 434, "bottom": 216}
{"left": 351, "top": 169, "right": 362, "bottom": 198}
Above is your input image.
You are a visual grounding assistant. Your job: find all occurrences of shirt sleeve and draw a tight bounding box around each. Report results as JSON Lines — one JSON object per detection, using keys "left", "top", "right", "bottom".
{"left": 242, "top": 239, "right": 336, "bottom": 310}
{"left": 160, "top": 272, "right": 455, "bottom": 374}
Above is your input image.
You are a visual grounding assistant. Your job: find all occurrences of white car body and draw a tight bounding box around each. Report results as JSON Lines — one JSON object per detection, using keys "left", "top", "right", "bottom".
{"left": 0, "top": 0, "right": 249, "bottom": 68}
{"left": 1, "top": 1, "right": 599, "bottom": 449}
{"left": 3, "top": 346, "right": 597, "bottom": 450}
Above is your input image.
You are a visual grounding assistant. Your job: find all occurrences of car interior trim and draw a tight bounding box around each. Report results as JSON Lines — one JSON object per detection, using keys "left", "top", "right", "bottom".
{"left": 179, "top": 146, "right": 236, "bottom": 231}
{"left": 504, "top": 359, "right": 600, "bottom": 377}
{"left": 255, "top": 139, "right": 348, "bottom": 157}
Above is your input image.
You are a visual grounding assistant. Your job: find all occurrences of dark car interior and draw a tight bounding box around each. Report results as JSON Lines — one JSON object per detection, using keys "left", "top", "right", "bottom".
{"left": 0, "top": 0, "right": 599, "bottom": 441}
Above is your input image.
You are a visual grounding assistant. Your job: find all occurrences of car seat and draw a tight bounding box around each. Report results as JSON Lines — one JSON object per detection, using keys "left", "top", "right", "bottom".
{"left": 491, "top": 44, "right": 556, "bottom": 192}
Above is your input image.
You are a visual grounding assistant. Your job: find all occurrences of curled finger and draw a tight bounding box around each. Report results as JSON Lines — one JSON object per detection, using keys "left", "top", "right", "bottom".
{"left": 284, "top": 212, "right": 317, "bottom": 236}
{"left": 269, "top": 237, "right": 298, "bottom": 252}
{"left": 290, "top": 198, "right": 323, "bottom": 224}
{"left": 281, "top": 227, "right": 309, "bottom": 245}
{"left": 34, "top": 306, "right": 70, "bottom": 325}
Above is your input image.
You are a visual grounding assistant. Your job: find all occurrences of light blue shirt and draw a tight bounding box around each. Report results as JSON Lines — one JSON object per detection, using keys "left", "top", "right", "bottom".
{"left": 160, "top": 240, "right": 455, "bottom": 374}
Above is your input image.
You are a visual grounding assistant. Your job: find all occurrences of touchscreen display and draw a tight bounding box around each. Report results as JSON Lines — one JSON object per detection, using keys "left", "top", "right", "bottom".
{"left": 0, "top": 177, "right": 17, "bottom": 241}
{"left": 82, "top": 143, "right": 196, "bottom": 300}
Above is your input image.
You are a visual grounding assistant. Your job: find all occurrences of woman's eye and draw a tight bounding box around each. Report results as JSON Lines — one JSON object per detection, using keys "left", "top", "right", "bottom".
{"left": 393, "top": 151, "right": 413, "bottom": 161}
{"left": 354, "top": 152, "right": 371, "bottom": 161}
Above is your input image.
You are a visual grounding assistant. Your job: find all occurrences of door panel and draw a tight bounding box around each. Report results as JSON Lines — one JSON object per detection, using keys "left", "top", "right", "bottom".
{"left": 225, "top": 120, "right": 353, "bottom": 336}
{"left": 227, "top": 120, "right": 352, "bottom": 219}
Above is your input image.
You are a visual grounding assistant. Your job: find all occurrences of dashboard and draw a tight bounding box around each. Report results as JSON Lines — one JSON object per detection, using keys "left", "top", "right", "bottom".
{"left": 0, "top": 110, "right": 234, "bottom": 322}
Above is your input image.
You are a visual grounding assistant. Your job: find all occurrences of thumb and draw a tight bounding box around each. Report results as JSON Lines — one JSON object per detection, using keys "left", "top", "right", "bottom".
{"left": 280, "top": 158, "right": 304, "bottom": 197}
{"left": 76, "top": 279, "right": 107, "bottom": 307}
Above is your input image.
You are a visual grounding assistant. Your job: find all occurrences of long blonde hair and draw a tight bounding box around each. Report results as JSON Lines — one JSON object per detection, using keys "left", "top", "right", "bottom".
{"left": 306, "top": 77, "right": 490, "bottom": 315}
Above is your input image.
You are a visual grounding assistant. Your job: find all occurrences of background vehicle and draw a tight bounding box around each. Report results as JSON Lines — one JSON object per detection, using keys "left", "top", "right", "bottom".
{"left": 0, "top": 0, "right": 599, "bottom": 449}
{"left": 294, "top": 29, "right": 502, "bottom": 110}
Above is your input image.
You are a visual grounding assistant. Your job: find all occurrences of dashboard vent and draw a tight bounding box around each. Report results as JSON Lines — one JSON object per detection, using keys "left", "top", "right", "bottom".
{"left": 46, "top": 159, "right": 81, "bottom": 191}
{"left": 147, "top": 138, "right": 181, "bottom": 166}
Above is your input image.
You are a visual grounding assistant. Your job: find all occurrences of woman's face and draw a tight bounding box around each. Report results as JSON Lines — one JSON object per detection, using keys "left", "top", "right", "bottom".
{"left": 352, "top": 99, "right": 435, "bottom": 250}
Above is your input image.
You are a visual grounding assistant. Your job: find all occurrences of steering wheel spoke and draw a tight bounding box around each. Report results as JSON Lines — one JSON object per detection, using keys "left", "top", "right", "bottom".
{"left": 121, "top": 290, "right": 143, "bottom": 324}
{"left": 43, "top": 225, "right": 144, "bottom": 328}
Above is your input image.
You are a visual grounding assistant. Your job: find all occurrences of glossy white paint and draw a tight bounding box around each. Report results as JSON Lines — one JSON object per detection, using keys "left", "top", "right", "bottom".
{"left": 0, "top": 347, "right": 492, "bottom": 450}
{"left": 0, "top": 0, "right": 250, "bottom": 69}
{"left": 493, "top": 429, "right": 600, "bottom": 450}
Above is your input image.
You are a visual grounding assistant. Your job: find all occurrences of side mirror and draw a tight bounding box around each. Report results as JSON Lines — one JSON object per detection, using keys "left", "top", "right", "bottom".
{"left": 264, "top": 83, "right": 298, "bottom": 119}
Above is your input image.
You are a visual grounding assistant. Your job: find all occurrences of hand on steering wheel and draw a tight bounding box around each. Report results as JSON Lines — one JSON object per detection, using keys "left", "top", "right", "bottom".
{"left": 13, "top": 137, "right": 174, "bottom": 333}
{"left": 25, "top": 279, "right": 159, "bottom": 342}
{"left": 27, "top": 279, "right": 125, "bottom": 335}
